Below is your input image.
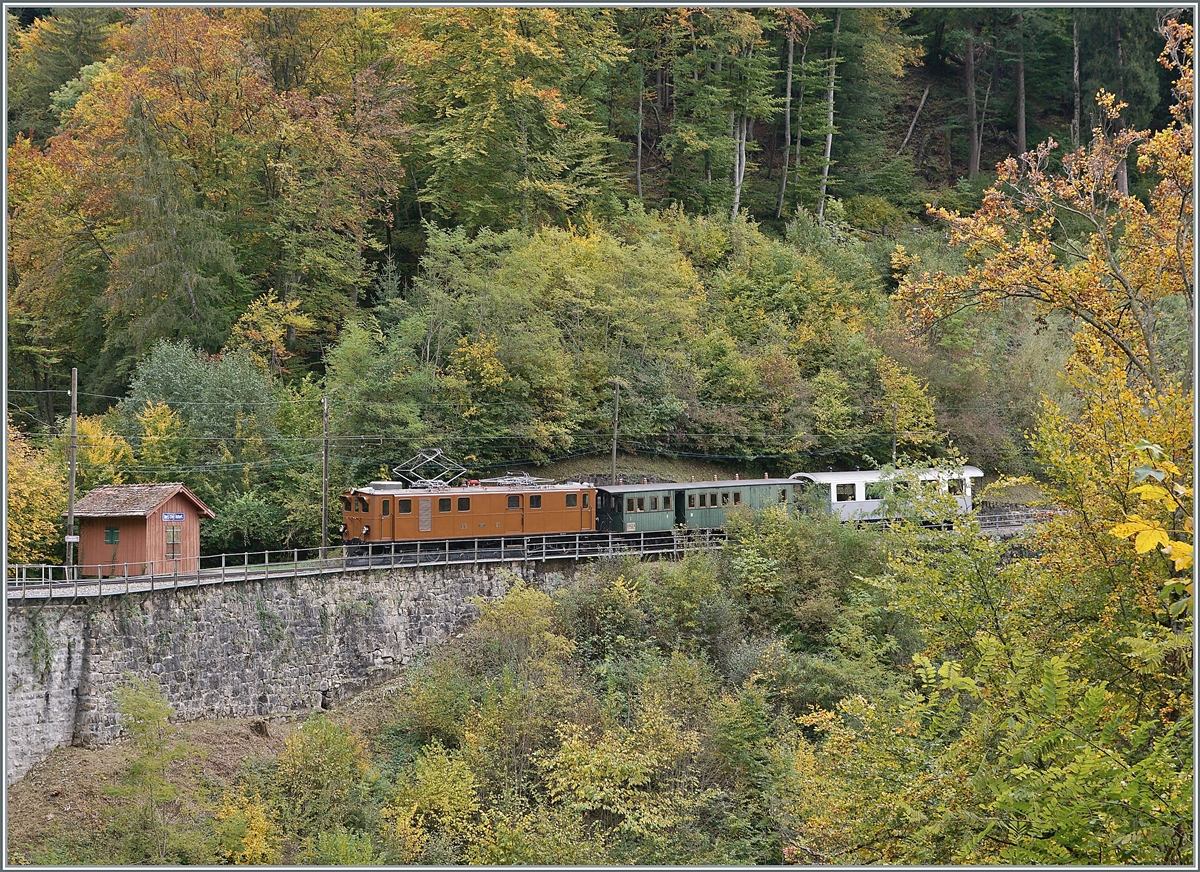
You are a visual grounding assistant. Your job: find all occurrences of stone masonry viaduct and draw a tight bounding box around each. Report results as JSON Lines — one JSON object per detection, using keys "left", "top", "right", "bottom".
{"left": 5, "top": 560, "right": 576, "bottom": 786}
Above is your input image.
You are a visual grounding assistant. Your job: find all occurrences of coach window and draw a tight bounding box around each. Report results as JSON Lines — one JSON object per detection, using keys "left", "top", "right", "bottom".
{"left": 398, "top": 499, "right": 412, "bottom": 514}
{"left": 721, "top": 492, "right": 729, "bottom": 506}
{"left": 865, "top": 482, "right": 887, "bottom": 501}
{"left": 508, "top": 495, "right": 522, "bottom": 509}
{"left": 733, "top": 492, "right": 741, "bottom": 505}
{"left": 530, "top": 494, "right": 542, "bottom": 509}
{"left": 947, "top": 478, "right": 964, "bottom": 496}
{"left": 836, "top": 483, "right": 856, "bottom": 502}
{"left": 650, "top": 496, "right": 658, "bottom": 510}
{"left": 636, "top": 497, "right": 645, "bottom": 512}
{"left": 382, "top": 499, "right": 390, "bottom": 517}
{"left": 439, "top": 497, "right": 452, "bottom": 512}
{"left": 663, "top": 495, "right": 670, "bottom": 510}
{"left": 566, "top": 493, "right": 578, "bottom": 508}
{"left": 582, "top": 493, "right": 590, "bottom": 508}
{"left": 688, "top": 494, "right": 696, "bottom": 508}
{"left": 779, "top": 489, "right": 788, "bottom": 503}
{"left": 699, "top": 494, "right": 706, "bottom": 507}
{"left": 627, "top": 498, "right": 635, "bottom": 512}
{"left": 710, "top": 492, "right": 718, "bottom": 506}
{"left": 458, "top": 497, "right": 471, "bottom": 511}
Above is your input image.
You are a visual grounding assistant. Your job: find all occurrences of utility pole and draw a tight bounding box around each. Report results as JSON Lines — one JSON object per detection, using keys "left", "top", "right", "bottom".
{"left": 65, "top": 368, "right": 78, "bottom": 574}
{"left": 610, "top": 380, "right": 620, "bottom": 486}
{"left": 321, "top": 396, "right": 329, "bottom": 559}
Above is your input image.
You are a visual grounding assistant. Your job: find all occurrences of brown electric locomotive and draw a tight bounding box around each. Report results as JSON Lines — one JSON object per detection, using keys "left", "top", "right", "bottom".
{"left": 340, "top": 479, "right": 595, "bottom": 546}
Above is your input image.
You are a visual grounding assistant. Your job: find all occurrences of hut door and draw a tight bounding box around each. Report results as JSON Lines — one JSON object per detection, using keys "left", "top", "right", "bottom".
{"left": 418, "top": 498, "right": 432, "bottom": 532}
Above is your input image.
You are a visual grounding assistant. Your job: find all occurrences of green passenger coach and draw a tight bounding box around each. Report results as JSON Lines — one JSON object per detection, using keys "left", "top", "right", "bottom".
{"left": 595, "top": 478, "right": 797, "bottom": 534}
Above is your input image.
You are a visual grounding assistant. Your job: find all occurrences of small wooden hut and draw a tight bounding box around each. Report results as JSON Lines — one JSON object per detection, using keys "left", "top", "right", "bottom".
{"left": 68, "top": 482, "right": 215, "bottom": 577}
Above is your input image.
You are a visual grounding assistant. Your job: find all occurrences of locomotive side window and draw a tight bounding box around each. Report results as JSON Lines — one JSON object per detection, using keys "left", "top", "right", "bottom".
{"left": 566, "top": 493, "right": 578, "bottom": 508}
{"left": 582, "top": 493, "right": 589, "bottom": 508}
{"left": 458, "top": 497, "right": 471, "bottom": 511}
{"left": 382, "top": 500, "right": 390, "bottom": 517}
{"left": 530, "top": 495, "right": 542, "bottom": 509}
{"left": 398, "top": 499, "right": 412, "bottom": 514}
{"left": 836, "top": 484, "right": 855, "bottom": 502}
{"left": 439, "top": 498, "right": 451, "bottom": 512}
{"left": 508, "top": 495, "right": 521, "bottom": 509}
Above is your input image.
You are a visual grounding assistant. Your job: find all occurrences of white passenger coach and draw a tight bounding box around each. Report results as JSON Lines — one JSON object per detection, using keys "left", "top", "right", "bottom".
{"left": 789, "top": 466, "right": 985, "bottom": 521}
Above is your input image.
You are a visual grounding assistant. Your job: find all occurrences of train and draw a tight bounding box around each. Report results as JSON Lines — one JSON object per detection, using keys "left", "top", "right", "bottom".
{"left": 339, "top": 466, "right": 984, "bottom": 549}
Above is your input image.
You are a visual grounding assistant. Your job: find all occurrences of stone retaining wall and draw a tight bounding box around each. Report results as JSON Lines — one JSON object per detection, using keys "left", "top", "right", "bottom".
{"left": 5, "top": 560, "right": 574, "bottom": 786}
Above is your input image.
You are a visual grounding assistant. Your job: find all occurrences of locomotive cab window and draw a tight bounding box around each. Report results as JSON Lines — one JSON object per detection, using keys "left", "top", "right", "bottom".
{"left": 508, "top": 495, "right": 522, "bottom": 509}
{"left": 458, "top": 497, "right": 471, "bottom": 511}
{"left": 439, "top": 498, "right": 451, "bottom": 512}
{"left": 340, "top": 496, "right": 351, "bottom": 511}
{"left": 398, "top": 499, "right": 412, "bottom": 514}
{"left": 582, "top": 493, "right": 589, "bottom": 508}
{"left": 381, "top": 499, "right": 390, "bottom": 517}
{"left": 530, "top": 495, "right": 542, "bottom": 509}
{"left": 566, "top": 493, "right": 578, "bottom": 508}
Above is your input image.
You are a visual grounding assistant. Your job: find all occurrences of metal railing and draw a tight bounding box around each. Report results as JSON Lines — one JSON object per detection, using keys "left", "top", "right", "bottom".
{"left": 5, "top": 530, "right": 727, "bottom": 601}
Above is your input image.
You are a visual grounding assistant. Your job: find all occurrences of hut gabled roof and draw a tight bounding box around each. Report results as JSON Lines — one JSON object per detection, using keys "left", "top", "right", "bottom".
{"left": 68, "top": 482, "right": 216, "bottom": 519}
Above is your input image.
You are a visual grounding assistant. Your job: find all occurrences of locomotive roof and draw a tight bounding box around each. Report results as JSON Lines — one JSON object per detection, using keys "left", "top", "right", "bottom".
{"left": 596, "top": 478, "right": 797, "bottom": 494}
{"left": 790, "top": 466, "right": 983, "bottom": 484}
{"left": 346, "top": 481, "right": 593, "bottom": 495}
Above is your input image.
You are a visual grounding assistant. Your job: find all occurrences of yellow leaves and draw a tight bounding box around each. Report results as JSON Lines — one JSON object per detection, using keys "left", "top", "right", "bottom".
{"left": 213, "top": 788, "right": 281, "bottom": 865}
{"left": 6, "top": 417, "right": 67, "bottom": 564}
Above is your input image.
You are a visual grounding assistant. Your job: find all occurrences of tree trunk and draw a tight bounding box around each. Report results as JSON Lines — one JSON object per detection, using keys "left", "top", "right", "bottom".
{"left": 898, "top": 85, "right": 930, "bottom": 155}
{"left": 1016, "top": 12, "right": 1026, "bottom": 155}
{"left": 792, "top": 32, "right": 810, "bottom": 188}
{"left": 776, "top": 29, "right": 795, "bottom": 219}
{"left": 636, "top": 69, "right": 644, "bottom": 198}
{"left": 965, "top": 25, "right": 980, "bottom": 179}
{"left": 1072, "top": 12, "right": 1081, "bottom": 149}
{"left": 1113, "top": 19, "right": 1129, "bottom": 195}
{"left": 817, "top": 9, "right": 840, "bottom": 220}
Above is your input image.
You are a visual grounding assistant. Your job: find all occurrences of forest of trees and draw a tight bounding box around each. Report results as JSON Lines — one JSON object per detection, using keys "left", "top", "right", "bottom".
{"left": 8, "top": 5, "right": 1189, "bottom": 557}
{"left": 4, "top": 7, "right": 1193, "bottom": 866}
